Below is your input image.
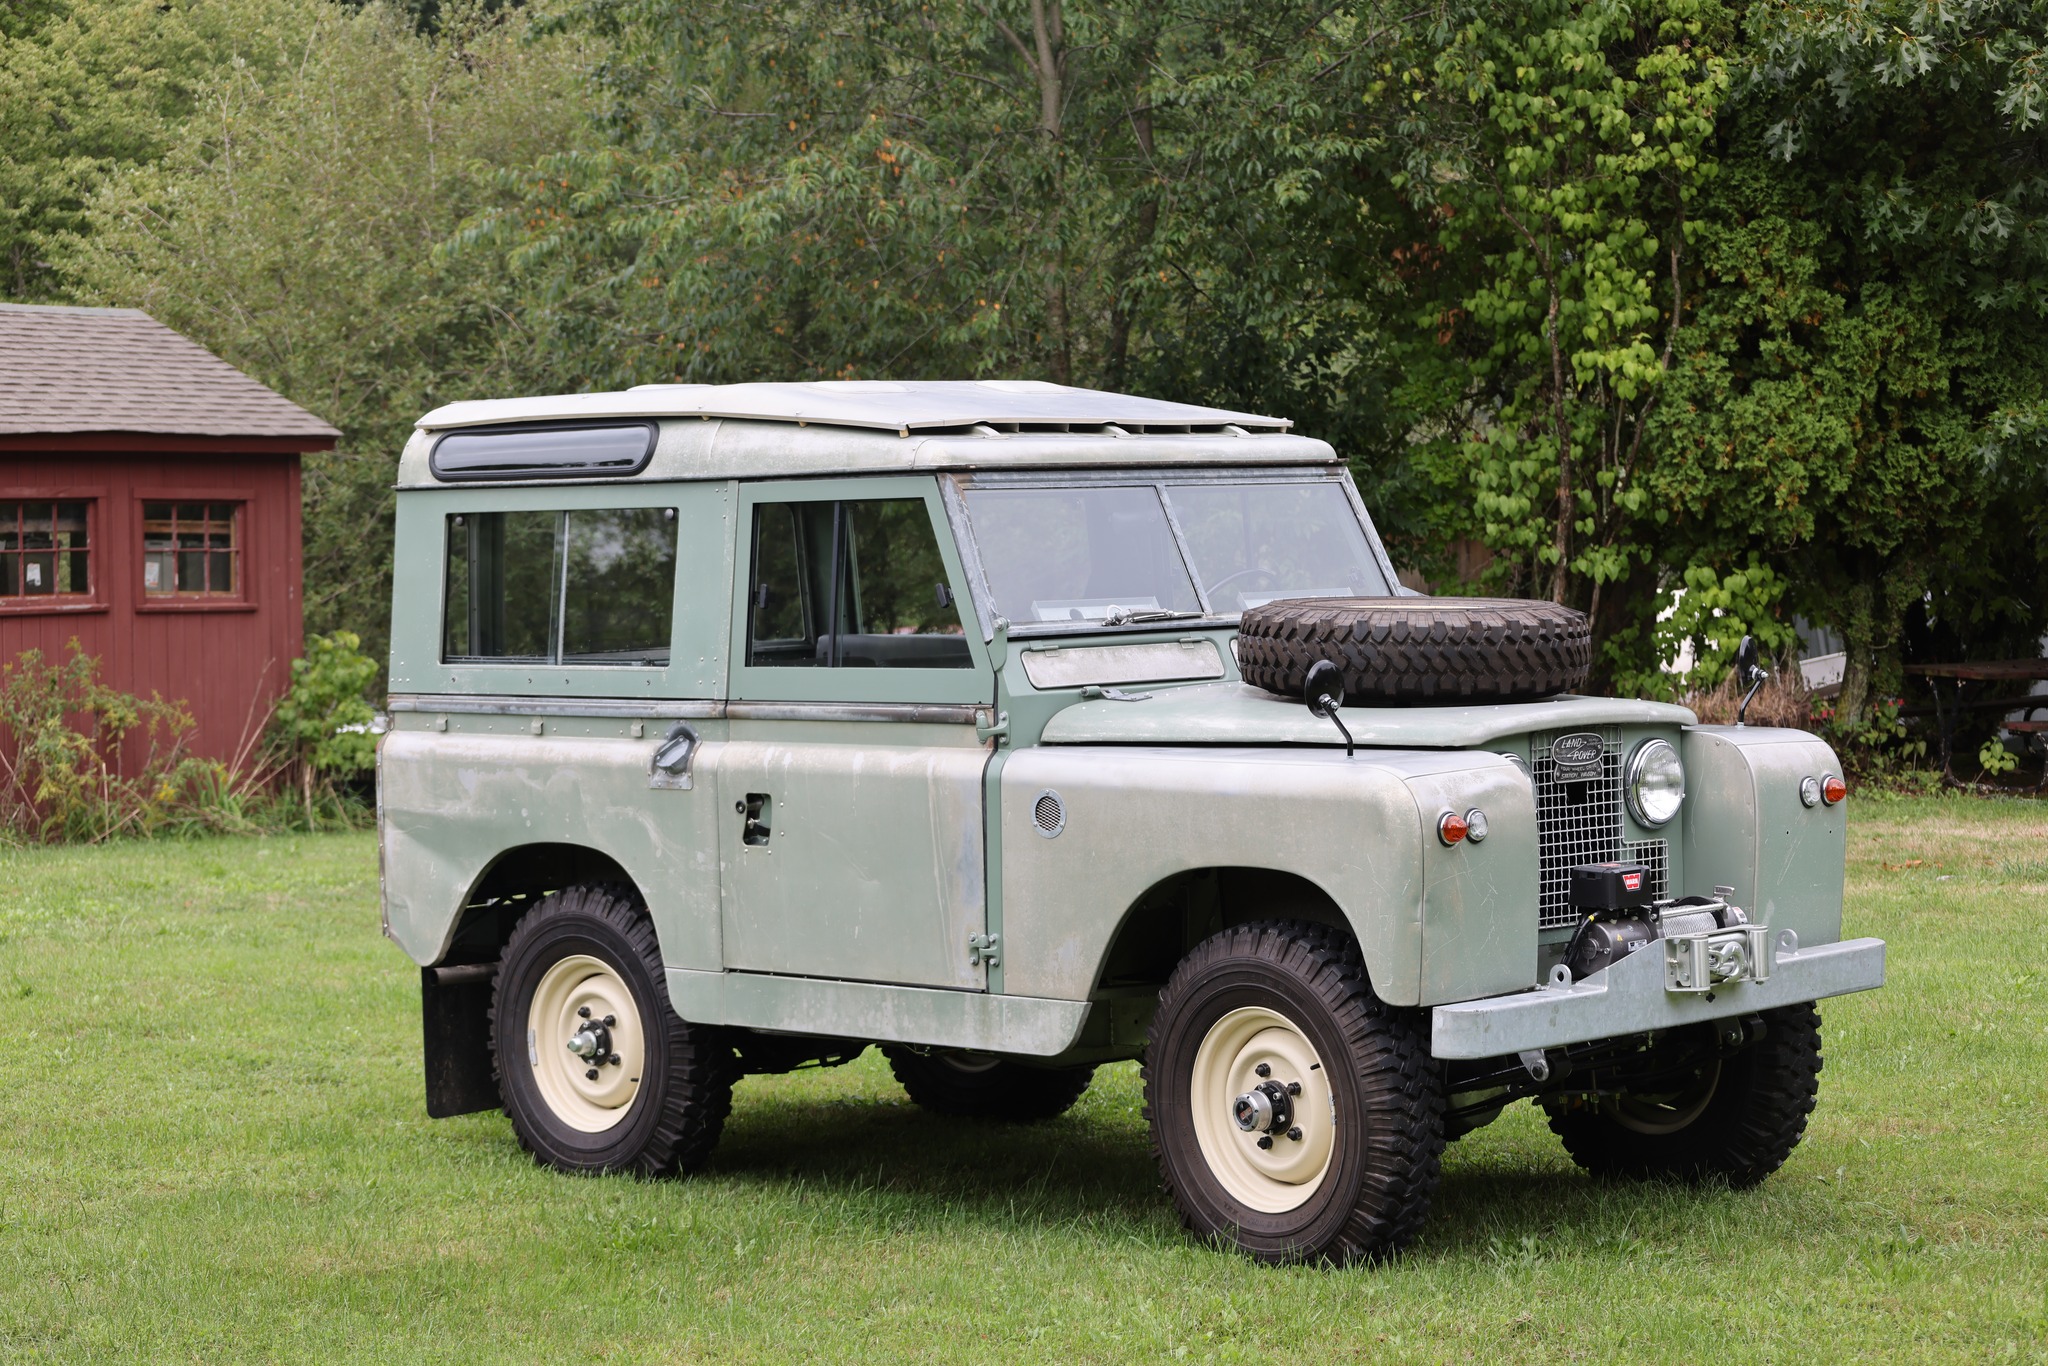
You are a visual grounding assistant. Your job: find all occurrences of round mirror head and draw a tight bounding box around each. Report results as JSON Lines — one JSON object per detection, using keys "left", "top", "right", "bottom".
{"left": 1734, "top": 634, "right": 1760, "bottom": 677}
{"left": 1303, "top": 659, "right": 1346, "bottom": 715}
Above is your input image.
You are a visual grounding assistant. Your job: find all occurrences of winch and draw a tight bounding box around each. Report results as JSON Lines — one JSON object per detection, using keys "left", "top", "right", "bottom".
{"left": 1562, "top": 861, "right": 1775, "bottom": 992}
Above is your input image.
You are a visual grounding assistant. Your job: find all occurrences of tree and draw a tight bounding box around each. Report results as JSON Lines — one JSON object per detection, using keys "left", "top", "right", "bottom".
{"left": 1646, "top": 0, "right": 2048, "bottom": 719}
{"left": 0, "top": 0, "right": 323, "bottom": 300}
{"left": 1381, "top": 0, "right": 1730, "bottom": 632}
{"left": 61, "top": 0, "right": 593, "bottom": 669}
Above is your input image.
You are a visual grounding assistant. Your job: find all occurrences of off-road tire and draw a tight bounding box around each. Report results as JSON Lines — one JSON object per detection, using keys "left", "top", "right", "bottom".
{"left": 1237, "top": 596, "right": 1591, "bottom": 704}
{"left": 1543, "top": 1003, "right": 1822, "bottom": 1187}
{"left": 1144, "top": 921, "right": 1445, "bottom": 1264}
{"left": 492, "top": 884, "right": 734, "bottom": 1177}
{"left": 882, "top": 1048, "right": 1095, "bottom": 1122}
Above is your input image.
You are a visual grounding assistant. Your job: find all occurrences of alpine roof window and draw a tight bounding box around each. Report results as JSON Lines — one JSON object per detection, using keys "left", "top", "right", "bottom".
{"left": 443, "top": 507, "right": 677, "bottom": 665}
{"left": 429, "top": 423, "right": 658, "bottom": 482}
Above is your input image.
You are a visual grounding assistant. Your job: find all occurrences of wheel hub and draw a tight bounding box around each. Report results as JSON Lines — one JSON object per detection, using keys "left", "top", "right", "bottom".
{"left": 1189, "top": 1006, "right": 1337, "bottom": 1214}
{"left": 1232, "top": 1081, "right": 1294, "bottom": 1135}
{"left": 526, "top": 954, "right": 645, "bottom": 1133}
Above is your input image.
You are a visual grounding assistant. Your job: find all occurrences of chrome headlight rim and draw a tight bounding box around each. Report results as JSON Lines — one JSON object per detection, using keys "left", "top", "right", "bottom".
{"left": 1625, "top": 737, "right": 1685, "bottom": 827}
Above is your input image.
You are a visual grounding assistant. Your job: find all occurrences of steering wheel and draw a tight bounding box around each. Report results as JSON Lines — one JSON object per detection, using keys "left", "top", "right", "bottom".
{"left": 1204, "top": 566, "right": 1281, "bottom": 602}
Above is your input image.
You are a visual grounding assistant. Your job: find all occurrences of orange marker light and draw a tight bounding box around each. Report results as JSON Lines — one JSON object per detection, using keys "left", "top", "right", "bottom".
{"left": 1820, "top": 774, "right": 1847, "bottom": 805}
{"left": 1438, "top": 811, "right": 1469, "bottom": 846}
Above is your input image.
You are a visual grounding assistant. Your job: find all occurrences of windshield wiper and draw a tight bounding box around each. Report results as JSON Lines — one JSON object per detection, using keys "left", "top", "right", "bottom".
{"left": 1100, "top": 606, "right": 1209, "bottom": 626}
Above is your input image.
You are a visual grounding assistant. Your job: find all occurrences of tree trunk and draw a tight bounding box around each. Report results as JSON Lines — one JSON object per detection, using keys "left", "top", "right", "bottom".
{"left": 1028, "top": 0, "right": 1070, "bottom": 384}
{"left": 1834, "top": 575, "right": 1877, "bottom": 726}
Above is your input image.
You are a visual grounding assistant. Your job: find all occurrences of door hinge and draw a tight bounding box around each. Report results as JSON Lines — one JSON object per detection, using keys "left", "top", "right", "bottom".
{"left": 968, "top": 932, "right": 1001, "bottom": 968}
{"left": 975, "top": 710, "right": 1010, "bottom": 746}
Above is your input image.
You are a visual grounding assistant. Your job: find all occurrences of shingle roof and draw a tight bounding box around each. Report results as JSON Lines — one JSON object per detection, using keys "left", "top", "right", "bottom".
{"left": 0, "top": 302, "right": 339, "bottom": 443}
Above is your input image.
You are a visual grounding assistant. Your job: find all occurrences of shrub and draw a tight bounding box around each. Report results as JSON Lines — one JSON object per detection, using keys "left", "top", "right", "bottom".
{"left": 0, "top": 641, "right": 269, "bottom": 843}
{"left": 266, "top": 630, "right": 378, "bottom": 829}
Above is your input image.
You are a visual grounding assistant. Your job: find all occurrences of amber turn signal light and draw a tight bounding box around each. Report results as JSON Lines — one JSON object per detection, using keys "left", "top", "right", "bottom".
{"left": 1820, "top": 774, "right": 1847, "bottom": 805}
{"left": 1438, "top": 811, "right": 1469, "bottom": 845}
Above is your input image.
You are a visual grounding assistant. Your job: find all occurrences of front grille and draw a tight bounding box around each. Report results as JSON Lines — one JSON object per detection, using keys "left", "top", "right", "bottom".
{"left": 1533, "top": 729, "right": 1667, "bottom": 928}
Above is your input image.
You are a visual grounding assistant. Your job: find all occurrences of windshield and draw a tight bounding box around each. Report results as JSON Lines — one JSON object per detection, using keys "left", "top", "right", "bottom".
{"left": 962, "top": 478, "right": 1387, "bottom": 625}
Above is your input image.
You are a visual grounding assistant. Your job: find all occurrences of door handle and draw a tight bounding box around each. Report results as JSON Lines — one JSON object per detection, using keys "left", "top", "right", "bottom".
{"left": 647, "top": 722, "right": 699, "bottom": 790}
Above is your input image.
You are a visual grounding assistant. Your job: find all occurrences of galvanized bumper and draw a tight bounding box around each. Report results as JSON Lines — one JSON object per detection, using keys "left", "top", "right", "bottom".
{"left": 1429, "top": 936, "right": 1886, "bottom": 1061}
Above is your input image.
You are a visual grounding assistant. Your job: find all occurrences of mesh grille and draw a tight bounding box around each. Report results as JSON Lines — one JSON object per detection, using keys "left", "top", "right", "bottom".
{"left": 1533, "top": 729, "right": 1667, "bottom": 928}
{"left": 1033, "top": 792, "right": 1064, "bottom": 837}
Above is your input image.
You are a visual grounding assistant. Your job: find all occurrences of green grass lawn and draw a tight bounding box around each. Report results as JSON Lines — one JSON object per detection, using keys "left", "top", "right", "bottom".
{"left": 2, "top": 797, "right": 2045, "bottom": 1363}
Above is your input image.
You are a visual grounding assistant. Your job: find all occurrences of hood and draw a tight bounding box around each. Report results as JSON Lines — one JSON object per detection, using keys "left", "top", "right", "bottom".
{"left": 1038, "top": 681, "right": 1697, "bottom": 749}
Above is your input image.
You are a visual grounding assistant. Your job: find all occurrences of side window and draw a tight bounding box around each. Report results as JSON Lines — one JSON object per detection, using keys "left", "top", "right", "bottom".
{"left": 1, "top": 500, "right": 92, "bottom": 600}
{"left": 746, "top": 497, "right": 970, "bottom": 669}
{"left": 143, "top": 501, "right": 239, "bottom": 597}
{"left": 444, "top": 508, "right": 676, "bottom": 665}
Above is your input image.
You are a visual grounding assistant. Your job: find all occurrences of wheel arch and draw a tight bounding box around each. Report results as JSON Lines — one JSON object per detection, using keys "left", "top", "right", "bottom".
{"left": 418, "top": 842, "right": 645, "bottom": 1123}
{"left": 1094, "top": 865, "right": 1356, "bottom": 995}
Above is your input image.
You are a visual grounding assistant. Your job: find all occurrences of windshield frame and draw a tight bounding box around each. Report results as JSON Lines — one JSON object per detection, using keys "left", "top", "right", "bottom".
{"left": 939, "top": 466, "right": 1402, "bottom": 641}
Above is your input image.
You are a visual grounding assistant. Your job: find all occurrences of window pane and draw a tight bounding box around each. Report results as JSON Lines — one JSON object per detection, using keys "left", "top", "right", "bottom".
{"left": 963, "top": 486, "right": 1199, "bottom": 623}
{"left": 836, "top": 499, "right": 971, "bottom": 668}
{"left": 441, "top": 511, "right": 559, "bottom": 661}
{"left": 1164, "top": 482, "right": 1386, "bottom": 611}
{"left": 561, "top": 508, "right": 676, "bottom": 664}
{"left": 747, "top": 502, "right": 836, "bottom": 667}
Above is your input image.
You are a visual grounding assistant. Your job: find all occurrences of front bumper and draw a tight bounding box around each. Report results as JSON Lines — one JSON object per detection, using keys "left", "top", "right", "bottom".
{"left": 1429, "top": 935, "right": 1886, "bottom": 1060}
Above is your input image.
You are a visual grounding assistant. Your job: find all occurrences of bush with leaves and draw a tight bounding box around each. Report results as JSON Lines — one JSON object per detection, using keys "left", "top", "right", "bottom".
{"left": 0, "top": 642, "right": 269, "bottom": 843}
{"left": 267, "top": 630, "right": 378, "bottom": 828}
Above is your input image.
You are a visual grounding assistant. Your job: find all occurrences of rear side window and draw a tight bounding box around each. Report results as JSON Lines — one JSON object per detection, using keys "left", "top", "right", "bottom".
{"left": 430, "top": 423, "right": 657, "bottom": 481}
{"left": 444, "top": 508, "right": 676, "bottom": 665}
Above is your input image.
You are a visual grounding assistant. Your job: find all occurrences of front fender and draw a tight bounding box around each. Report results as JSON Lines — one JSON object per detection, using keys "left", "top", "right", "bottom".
{"left": 997, "top": 746, "right": 1536, "bottom": 1007}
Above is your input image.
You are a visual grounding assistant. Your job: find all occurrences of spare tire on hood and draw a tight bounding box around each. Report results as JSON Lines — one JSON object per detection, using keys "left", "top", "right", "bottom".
{"left": 1236, "top": 596, "right": 1591, "bottom": 704}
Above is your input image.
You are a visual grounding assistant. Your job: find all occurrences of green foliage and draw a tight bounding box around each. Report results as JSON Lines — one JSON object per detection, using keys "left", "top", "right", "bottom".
{"left": 11, "top": 0, "right": 2044, "bottom": 711}
{"left": 59, "top": 0, "right": 591, "bottom": 669}
{"left": 0, "top": 0, "right": 322, "bottom": 299}
{"left": 267, "top": 630, "right": 378, "bottom": 830}
{"left": 270, "top": 631, "right": 378, "bottom": 777}
{"left": 0, "top": 642, "right": 271, "bottom": 842}
{"left": 1616, "top": 556, "right": 1793, "bottom": 697}
{"left": 1389, "top": 0, "right": 1730, "bottom": 617}
{"left": 1978, "top": 738, "right": 2020, "bottom": 777}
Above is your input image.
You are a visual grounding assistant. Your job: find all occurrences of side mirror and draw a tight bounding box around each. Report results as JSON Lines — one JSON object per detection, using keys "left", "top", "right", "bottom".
{"left": 1304, "top": 659, "right": 1346, "bottom": 716}
{"left": 1303, "top": 659, "right": 1353, "bottom": 757}
{"left": 1734, "top": 634, "right": 1764, "bottom": 687}
{"left": 1733, "top": 634, "right": 1769, "bottom": 726}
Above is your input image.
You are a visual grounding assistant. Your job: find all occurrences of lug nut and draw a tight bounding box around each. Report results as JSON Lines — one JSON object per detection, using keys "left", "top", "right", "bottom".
{"left": 1257, "top": 1135, "right": 1274, "bottom": 1150}
{"left": 577, "top": 1006, "right": 592, "bottom": 1019}
{"left": 585, "top": 1068, "right": 600, "bottom": 1081}
{"left": 607, "top": 1053, "right": 621, "bottom": 1066}
{"left": 1255, "top": 1063, "right": 1271, "bottom": 1078}
{"left": 1286, "top": 1081, "right": 1301, "bottom": 1096}
{"left": 602, "top": 1015, "right": 616, "bottom": 1028}
{"left": 1286, "top": 1126, "right": 1303, "bottom": 1142}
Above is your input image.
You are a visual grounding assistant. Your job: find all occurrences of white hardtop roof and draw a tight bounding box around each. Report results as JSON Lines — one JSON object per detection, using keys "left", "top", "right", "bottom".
{"left": 415, "top": 379, "right": 1290, "bottom": 435}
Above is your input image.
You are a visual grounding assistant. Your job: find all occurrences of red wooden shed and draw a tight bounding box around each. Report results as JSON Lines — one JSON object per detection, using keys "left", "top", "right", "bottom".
{"left": 0, "top": 303, "right": 339, "bottom": 761}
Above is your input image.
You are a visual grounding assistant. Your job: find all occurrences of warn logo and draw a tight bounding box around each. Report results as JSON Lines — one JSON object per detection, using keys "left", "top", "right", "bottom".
{"left": 1623, "top": 870, "right": 1643, "bottom": 892}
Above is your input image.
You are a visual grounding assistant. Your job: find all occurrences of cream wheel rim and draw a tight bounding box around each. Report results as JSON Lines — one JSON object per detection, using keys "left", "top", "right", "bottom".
{"left": 526, "top": 954, "right": 645, "bottom": 1133}
{"left": 1189, "top": 1005, "right": 1337, "bottom": 1214}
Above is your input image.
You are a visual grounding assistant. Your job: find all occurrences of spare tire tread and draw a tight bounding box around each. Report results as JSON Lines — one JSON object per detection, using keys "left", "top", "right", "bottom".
{"left": 1238, "top": 597, "right": 1590, "bottom": 704}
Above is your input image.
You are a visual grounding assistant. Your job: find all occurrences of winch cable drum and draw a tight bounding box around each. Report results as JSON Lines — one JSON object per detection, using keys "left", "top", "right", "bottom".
{"left": 1236, "top": 597, "right": 1592, "bottom": 704}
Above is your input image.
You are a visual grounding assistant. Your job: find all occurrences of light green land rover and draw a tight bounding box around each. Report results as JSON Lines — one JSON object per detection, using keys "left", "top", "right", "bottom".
{"left": 378, "top": 380, "right": 1885, "bottom": 1263}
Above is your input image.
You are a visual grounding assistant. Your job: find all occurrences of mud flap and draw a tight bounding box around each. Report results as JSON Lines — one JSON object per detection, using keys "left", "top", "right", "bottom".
{"left": 421, "top": 964, "right": 500, "bottom": 1118}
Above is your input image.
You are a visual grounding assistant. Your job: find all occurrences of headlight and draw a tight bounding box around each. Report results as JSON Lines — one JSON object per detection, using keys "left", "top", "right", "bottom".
{"left": 1625, "top": 738, "right": 1684, "bottom": 827}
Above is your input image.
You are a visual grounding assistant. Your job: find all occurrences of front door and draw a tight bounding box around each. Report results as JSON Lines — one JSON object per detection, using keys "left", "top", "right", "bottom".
{"left": 715, "top": 477, "right": 995, "bottom": 990}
